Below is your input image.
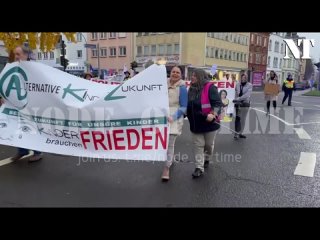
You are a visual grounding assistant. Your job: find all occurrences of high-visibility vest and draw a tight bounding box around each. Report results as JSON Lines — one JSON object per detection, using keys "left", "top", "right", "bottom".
{"left": 284, "top": 80, "right": 294, "bottom": 89}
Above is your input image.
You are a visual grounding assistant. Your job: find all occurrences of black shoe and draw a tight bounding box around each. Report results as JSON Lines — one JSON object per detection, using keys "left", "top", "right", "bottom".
{"left": 239, "top": 134, "right": 247, "bottom": 139}
{"left": 204, "top": 160, "right": 209, "bottom": 168}
{"left": 288, "top": 104, "right": 292, "bottom": 106}
{"left": 234, "top": 133, "right": 239, "bottom": 139}
{"left": 192, "top": 168, "right": 203, "bottom": 178}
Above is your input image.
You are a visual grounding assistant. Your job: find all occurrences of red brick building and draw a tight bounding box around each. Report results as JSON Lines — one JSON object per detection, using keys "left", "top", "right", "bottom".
{"left": 248, "top": 32, "right": 270, "bottom": 87}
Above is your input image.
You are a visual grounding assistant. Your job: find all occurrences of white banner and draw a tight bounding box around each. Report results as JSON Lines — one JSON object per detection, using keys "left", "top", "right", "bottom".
{"left": 0, "top": 62, "right": 169, "bottom": 161}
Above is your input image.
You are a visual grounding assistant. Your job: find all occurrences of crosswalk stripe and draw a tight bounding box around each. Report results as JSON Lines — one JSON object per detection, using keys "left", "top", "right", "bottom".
{"left": 294, "top": 152, "right": 317, "bottom": 177}
{"left": 293, "top": 128, "right": 312, "bottom": 140}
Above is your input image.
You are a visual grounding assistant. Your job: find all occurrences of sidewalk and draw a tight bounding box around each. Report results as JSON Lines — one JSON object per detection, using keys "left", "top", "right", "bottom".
{"left": 294, "top": 89, "right": 313, "bottom": 96}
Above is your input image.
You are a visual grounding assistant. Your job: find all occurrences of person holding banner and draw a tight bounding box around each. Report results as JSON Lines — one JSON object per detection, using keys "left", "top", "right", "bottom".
{"left": 233, "top": 73, "right": 252, "bottom": 139}
{"left": 264, "top": 71, "right": 280, "bottom": 115}
{"left": 83, "top": 72, "right": 93, "bottom": 80}
{"left": 9, "top": 46, "right": 43, "bottom": 162}
{"left": 187, "top": 69, "right": 222, "bottom": 178}
{"left": 161, "top": 66, "right": 188, "bottom": 181}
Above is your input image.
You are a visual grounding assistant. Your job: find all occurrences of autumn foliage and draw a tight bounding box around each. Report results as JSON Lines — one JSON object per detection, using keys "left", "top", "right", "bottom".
{"left": 0, "top": 32, "right": 76, "bottom": 52}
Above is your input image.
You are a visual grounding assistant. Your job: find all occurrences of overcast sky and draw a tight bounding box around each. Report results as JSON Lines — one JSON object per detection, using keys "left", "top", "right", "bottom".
{"left": 299, "top": 32, "right": 320, "bottom": 61}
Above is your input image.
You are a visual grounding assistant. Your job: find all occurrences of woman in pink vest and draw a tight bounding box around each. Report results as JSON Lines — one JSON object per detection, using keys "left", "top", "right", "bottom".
{"left": 161, "top": 66, "right": 188, "bottom": 181}
{"left": 187, "top": 69, "right": 222, "bottom": 178}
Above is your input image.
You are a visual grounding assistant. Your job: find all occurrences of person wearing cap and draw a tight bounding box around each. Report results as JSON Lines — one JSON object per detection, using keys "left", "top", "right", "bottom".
{"left": 83, "top": 72, "right": 93, "bottom": 80}
{"left": 282, "top": 73, "right": 296, "bottom": 106}
{"left": 123, "top": 71, "right": 131, "bottom": 81}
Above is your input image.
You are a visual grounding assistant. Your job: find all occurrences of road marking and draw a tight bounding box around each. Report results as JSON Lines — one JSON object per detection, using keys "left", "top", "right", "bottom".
{"left": 0, "top": 152, "right": 33, "bottom": 167}
{"left": 0, "top": 158, "right": 13, "bottom": 167}
{"left": 294, "top": 152, "right": 317, "bottom": 177}
{"left": 293, "top": 128, "right": 311, "bottom": 139}
{"left": 291, "top": 101, "right": 302, "bottom": 104}
{"left": 314, "top": 105, "right": 320, "bottom": 108}
{"left": 250, "top": 107, "right": 320, "bottom": 126}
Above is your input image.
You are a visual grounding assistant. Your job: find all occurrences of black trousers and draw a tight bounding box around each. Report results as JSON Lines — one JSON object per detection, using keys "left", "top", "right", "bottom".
{"left": 282, "top": 89, "right": 293, "bottom": 105}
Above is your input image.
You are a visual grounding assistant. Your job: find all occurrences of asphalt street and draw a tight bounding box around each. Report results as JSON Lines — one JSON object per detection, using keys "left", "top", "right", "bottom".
{"left": 1, "top": 89, "right": 320, "bottom": 207}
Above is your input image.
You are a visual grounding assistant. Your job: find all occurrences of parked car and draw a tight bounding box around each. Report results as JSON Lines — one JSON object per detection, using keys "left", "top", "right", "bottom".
{"left": 295, "top": 82, "right": 307, "bottom": 90}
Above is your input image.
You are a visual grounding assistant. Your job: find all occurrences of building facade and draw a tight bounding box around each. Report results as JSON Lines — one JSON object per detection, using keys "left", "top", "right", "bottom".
{"left": 267, "top": 32, "right": 286, "bottom": 84}
{"left": 87, "top": 32, "right": 135, "bottom": 76}
{"left": 36, "top": 33, "right": 87, "bottom": 76}
{"left": 248, "top": 32, "right": 270, "bottom": 87}
{"left": 135, "top": 32, "right": 249, "bottom": 80}
{"left": 282, "top": 32, "right": 302, "bottom": 82}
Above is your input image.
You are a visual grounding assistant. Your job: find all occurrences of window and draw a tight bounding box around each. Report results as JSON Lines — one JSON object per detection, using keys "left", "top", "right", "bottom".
{"left": 109, "top": 32, "right": 116, "bottom": 38}
{"left": 237, "top": 36, "right": 240, "bottom": 44}
{"left": 269, "top": 40, "right": 272, "bottom": 51}
{"left": 151, "top": 45, "right": 156, "bottom": 55}
{"left": 251, "top": 34, "right": 255, "bottom": 43}
{"left": 220, "top": 49, "right": 224, "bottom": 59}
{"left": 279, "top": 59, "right": 282, "bottom": 68}
{"left": 224, "top": 50, "right": 228, "bottom": 59}
{"left": 262, "top": 56, "right": 266, "bottom": 65}
{"left": 167, "top": 44, "right": 172, "bottom": 55}
{"left": 137, "top": 32, "right": 142, "bottom": 37}
{"left": 100, "top": 32, "right": 107, "bottom": 39}
{"left": 244, "top": 54, "right": 247, "bottom": 62}
{"left": 230, "top": 34, "right": 233, "bottom": 42}
{"left": 207, "top": 32, "right": 211, "bottom": 37}
{"left": 281, "top": 43, "right": 284, "bottom": 54}
{"left": 215, "top": 49, "right": 219, "bottom": 58}
{"left": 229, "top": 51, "right": 232, "bottom": 60}
{"left": 119, "top": 46, "right": 126, "bottom": 56}
{"left": 174, "top": 44, "right": 179, "bottom": 54}
{"left": 43, "top": 52, "right": 48, "bottom": 60}
{"left": 274, "top": 41, "right": 279, "bottom": 53}
{"left": 91, "top": 32, "right": 98, "bottom": 40}
{"left": 268, "top": 56, "right": 270, "bottom": 67}
{"left": 144, "top": 46, "right": 149, "bottom": 56}
{"left": 37, "top": 52, "right": 42, "bottom": 60}
{"left": 206, "top": 47, "right": 209, "bottom": 57}
{"left": 159, "top": 45, "right": 165, "bottom": 55}
{"left": 76, "top": 33, "right": 82, "bottom": 42}
{"left": 92, "top": 49, "right": 98, "bottom": 57}
{"left": 118, "top": 33, "right": 127, "bottom": 38}
{"left": 273, "top": 57, "right": 278, "bottom": 68}
{"left": 249, "top": 53, "right": 253, "bottom": 63}
{"left": 137, "top": 46, "right": 142, "bottom": 56}
{"left": 240, "top": 53, "right": 243, "bottom": 62}
{"left": 109, "top": 47, "right": 116, "bottom": 57}
{"left": 211, "top": 48, "right": 215, "bottom": 58}
{"left": 77, "top": 50, "right": 82, "bottom": 58}
{"left": 100, "top": 48, "right": 107, "bottom": 57}
{"left": 256, "top": 54, "right": 261, "bottom": 64}
{"left": 236, "top": 52, "right": 239, "bottom": 61}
